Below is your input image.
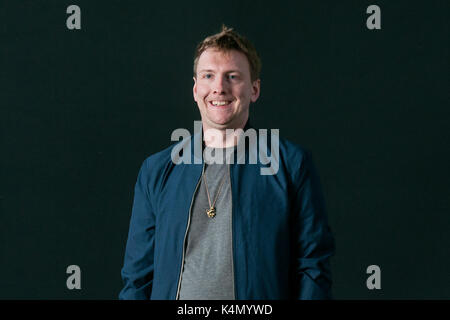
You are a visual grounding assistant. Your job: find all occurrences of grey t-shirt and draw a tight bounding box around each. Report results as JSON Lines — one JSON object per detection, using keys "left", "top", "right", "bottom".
{"left": 178, "top": 146, "right": 235, "bottom": 300}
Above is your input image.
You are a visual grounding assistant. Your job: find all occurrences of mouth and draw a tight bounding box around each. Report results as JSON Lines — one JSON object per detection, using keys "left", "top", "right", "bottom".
{"left": 208, "top": 100, "right": 233, "bottom": 108}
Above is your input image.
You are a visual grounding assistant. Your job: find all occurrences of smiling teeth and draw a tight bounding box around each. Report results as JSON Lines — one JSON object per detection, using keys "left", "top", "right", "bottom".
{"left": 211, "top": 101, "right": 229, "bottom": 106}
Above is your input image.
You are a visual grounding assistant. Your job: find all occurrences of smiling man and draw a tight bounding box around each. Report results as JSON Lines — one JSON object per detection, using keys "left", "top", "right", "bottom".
{"left": 193, "top": 44, "right": 260, "bottom": 147}
{"left": 119, "top": 25, "right": 335, "bottom": 300}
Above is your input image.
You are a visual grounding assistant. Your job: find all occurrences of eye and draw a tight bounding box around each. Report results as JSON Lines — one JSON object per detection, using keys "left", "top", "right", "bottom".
{"left": 203, "top": 73, "right": 213, "bottom": 79}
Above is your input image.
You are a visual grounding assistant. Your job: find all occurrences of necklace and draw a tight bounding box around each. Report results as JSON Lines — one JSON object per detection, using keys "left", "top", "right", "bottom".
{"left": 202, "top": 164, "right": 229, "bottom": 218}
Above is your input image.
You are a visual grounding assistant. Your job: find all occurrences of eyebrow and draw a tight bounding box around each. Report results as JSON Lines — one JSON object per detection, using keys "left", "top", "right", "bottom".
{"left": 197, "top": 69, "right": 242, "bottom": 74}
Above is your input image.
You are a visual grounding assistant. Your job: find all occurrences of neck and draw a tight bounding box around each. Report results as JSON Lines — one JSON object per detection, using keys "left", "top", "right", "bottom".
{"left": 202, "top": 127, "right": 238, "bottom": 148}
{"left": 202, "top": 119, "right": 248, "bottom": 148}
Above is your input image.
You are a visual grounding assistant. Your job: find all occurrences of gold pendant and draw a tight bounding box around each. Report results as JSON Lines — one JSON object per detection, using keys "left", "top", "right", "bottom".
{"left": 206, "top": 207, "right": 216, "bottom": 218}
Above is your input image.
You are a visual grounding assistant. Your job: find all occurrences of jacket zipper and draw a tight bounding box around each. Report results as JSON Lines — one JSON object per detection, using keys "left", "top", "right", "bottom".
{"left": 175, "top": 163, "right": 205, "bottom": 299}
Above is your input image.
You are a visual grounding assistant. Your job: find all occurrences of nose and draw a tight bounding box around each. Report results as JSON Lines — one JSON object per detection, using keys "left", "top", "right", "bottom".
{"left": 212, "top": 76, "right": 227, "bottom": 95}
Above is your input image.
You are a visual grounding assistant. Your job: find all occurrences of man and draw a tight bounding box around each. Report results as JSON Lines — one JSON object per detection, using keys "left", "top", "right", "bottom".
{"left": 119, "top": 25, "right": 335, "bottom": 300}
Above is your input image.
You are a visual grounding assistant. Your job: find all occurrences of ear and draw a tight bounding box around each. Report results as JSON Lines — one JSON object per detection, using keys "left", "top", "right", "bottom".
{"left": 250, "top": 79, "right": 261, "bottom": 103}
{"left": 193, "top": 76, "right": 198, "bottom": 102}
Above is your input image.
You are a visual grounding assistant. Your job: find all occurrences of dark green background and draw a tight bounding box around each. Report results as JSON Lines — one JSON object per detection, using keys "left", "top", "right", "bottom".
{"left": 1, "top": 0, "right": 449, "bottom": 299}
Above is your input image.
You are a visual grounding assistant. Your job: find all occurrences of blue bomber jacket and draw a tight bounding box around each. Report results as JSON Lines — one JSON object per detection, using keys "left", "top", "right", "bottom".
{"left": 119, "top": 124, "right": 335, "bottom": 300}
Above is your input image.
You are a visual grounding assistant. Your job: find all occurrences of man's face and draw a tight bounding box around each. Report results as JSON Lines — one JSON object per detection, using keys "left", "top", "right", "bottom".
{"left": 193, "top": 48, "right": 260, "bottom": 131}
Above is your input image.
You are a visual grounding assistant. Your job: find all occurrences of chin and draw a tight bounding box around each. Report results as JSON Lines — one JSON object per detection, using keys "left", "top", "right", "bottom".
{"left": 206, "top": 112, "right": 234, "bottom": 124}
{"left": 210, "top": 119, "right": 232, "bottom": 127}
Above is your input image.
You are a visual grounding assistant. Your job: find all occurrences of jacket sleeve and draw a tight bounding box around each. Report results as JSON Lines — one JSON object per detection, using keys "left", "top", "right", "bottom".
{"left": 292, "top": 150, "right": 335, "bottom": 299}
{"left": 119, "top": 159, "right": 156, "bottom": 300}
